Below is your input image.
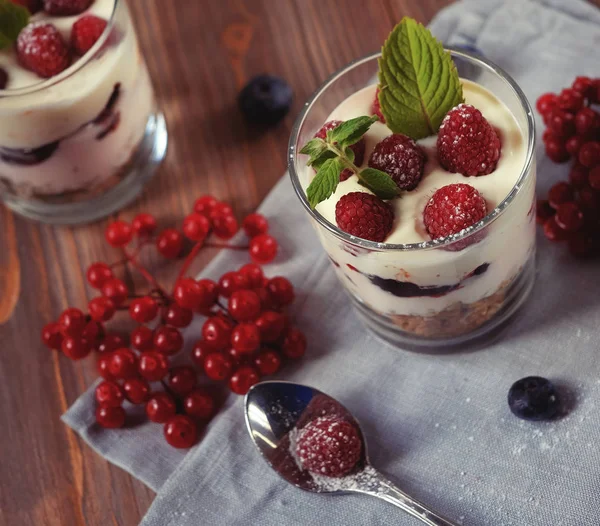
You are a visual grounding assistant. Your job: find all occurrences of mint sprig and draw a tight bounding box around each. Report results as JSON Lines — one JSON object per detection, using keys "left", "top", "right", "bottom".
{"left": 0, "top": 0, "right": 29, "bottom": 50}
{"left": 300, "top": 116, "right": 400, "bottom": 208}
{"left": 378, "top": 17, "right": 464, "bottom": 139}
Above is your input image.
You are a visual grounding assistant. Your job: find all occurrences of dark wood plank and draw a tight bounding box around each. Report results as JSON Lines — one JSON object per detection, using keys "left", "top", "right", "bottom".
{"left": 8, "top": 0, "right": 599, "bottom": 524}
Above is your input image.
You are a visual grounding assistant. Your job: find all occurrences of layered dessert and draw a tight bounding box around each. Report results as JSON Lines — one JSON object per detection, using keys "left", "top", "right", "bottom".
{"left": 295, "top": 19, "right": 536, "bottom": 341}
{"left": 0, "top": 0, "right": 156, "bottom": 202}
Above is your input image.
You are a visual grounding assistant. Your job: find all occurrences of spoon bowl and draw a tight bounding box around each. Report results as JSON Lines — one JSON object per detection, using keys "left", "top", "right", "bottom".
{"left": 245, "top": 381, "right": 459, "bottom": 526}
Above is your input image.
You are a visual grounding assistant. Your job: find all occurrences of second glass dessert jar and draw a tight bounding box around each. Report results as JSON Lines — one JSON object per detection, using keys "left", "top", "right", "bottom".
{"left": 289, "top": 50, "right": 537, "bottom": 349}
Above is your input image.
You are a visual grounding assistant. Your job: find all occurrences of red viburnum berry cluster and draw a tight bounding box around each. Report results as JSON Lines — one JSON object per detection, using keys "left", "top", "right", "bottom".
{"left": 41, "top": 196, "right": 302, "bottom": 449}
{"left": 536, "top": 77, "right": 600, "bottom": 258}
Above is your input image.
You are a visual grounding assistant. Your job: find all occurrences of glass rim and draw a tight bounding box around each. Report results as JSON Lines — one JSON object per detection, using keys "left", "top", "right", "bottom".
{"left": 0, "top": 0, "right": 120, "bottom": 97}
{"left": 288, "top": 49, "right": 536, "bottom": 252}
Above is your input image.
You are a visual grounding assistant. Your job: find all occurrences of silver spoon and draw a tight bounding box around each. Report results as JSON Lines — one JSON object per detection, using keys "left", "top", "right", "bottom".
{"left": 244, "top": 381, "right": 459, "bottom": 526}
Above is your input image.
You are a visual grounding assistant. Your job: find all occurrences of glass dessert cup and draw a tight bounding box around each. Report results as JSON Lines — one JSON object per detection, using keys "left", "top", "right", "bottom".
{"left": 289, "top": 50, "right": 537, "bottom": 350}
{"left": 0, "top": 0, "right": 167, "bottom": 225}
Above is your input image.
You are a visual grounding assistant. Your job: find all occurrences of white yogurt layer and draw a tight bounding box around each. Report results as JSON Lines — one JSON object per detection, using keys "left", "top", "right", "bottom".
{"left": 0, "top": 0, "right": 155, "bottom": 197}
{"left": 303, "top": 81, "right": 536, "bottom": 317}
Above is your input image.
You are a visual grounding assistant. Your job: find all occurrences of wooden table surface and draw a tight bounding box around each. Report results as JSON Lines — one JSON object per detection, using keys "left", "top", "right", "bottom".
{"left": 1, "top": 0, "right": 598, "bottom": 524}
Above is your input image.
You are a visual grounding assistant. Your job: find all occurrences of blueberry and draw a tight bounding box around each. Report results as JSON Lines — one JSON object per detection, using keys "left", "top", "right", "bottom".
{"left": 507, "top": 376, "right": 560, "bottom": 421}
{"left": 238, "top": 75, "right": 293, "bottom": 126}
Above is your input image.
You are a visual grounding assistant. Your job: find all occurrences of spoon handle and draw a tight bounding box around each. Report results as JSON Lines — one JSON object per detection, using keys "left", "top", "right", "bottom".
{"left": 351, "top": 467, "right": 458, "bottom": 526}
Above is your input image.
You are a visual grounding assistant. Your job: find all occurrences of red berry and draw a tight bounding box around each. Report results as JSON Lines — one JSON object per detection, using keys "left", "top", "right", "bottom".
{"left": 138, "top": 351, "right": 169, "bottom": 382}
{"left": 86, "top": 262, "right": 113, "bottom": 289}
{"left": 547, "top": 110, "right": 575, "bottom": 138}
{"left": 579, "top": 142, "right": 600, "bottom": 168}
{"left": 209, "top": 202, "right": 234, "bottom": 219}
{"left": 71, "top": 14, "right": 107, "bottom": 56}
{"left": 212, "top": 214, "right": 239, "bottom": 240}
{"left": 164, "top": 303, "right": 193, "bottom": 328}
{"left": 238, "top": 263, "right": 264, "bottom": 288}
{"left": 555, "top": 202, "right": 584, "bottom": 232}
{"left": 97, "top": 353, "right": 114, "bottom": 379}
{"left": 101, "top": 278, "right": 128, "bottom": 306}
{"left": 437, "top": 104, "right": 501, "bottom": 176}
{"left": 156, "top": 229, "right": 183, "bottom": 258}
{"left": 368, "top": 134, "right": 426, "bottom": 190}
{"left": 191, "top": 340, "right": 212, "bottom": 367}
{"left": 62, "top": 336, "right": 92, "bottom": 360}
{"left": 41, "top": 322, "right": 63, "bottom": 349}
{"left": 281, "top": 327, "right": 307, "bottom": 359}
{"left": 575, "top": 108, "right": 599, "bottom": 137}
{"left": 17, "top": 22, "right": 69, "bottom": 78}
{"left": 164, "top": 415, "right": 198, "bottom": 449}
{"left": 96, "top": 332, "right": 126, "bottom": 353}
{"left": 335, "top": 192, "right": 394, "bottom": 243}
{"left": 10, "top": 0, "right": 42, "bottom": 13}
{"left": 109, "top": 348, "right": 138, "bottom": 379}
{"left": 195, "top": 279, "right": 218, "bottom": 311}
{"left": 105, "top": 220, "right": 133, "bottom": 247}
{"left": 569, "top": 163, "right": 589, "bottom": 188}
{"left": 228, "top": 290, "right": 261, "bottom": 321}
{"left": 88, "top": 297, "right": 116, "bottom": 322}
{"left": 153, "top": 326, "right": 183, "bottom": 356}
{"left": 266, "top": 277, "right": 294, "bottom": 307}
{"left": 225, "top": 346, "right": 251, "bottom": 367}
{"left": 295, "top": 416, "right": 362, "bottom": 477}
{"left": 589, "top": 166, "right": 600, "bottom": 191}
{"left": 96, "top": 403, "right": 125, "bottom": 429}
{"left": 566, "top": 136, "right": 585, "bottom": 158}
{"left": 254, "top": 350, "right": 281, "bottom": 376}
{"left": 423, "top": 183, "right": 487, "bottom": 241}
{"left": 535, "top": 200, "right": 555, "bottom": 225}
{"left": 131, "top": 326, "right": 154, "bottom": 351}
{"left": 315, "top": 120, "right": 366, "bottom": 179}
{"left": 129, "top": 296, "right": 159, "bottom": 323}
{"left": 218, "top": 271, "right": 250, "bottom": 298}
{"left": 200, "top": 316, "right": 232, "bottom": 351}
{"left": 183, "top": 213, "right": 211, "bottom": 242}
{"left": 242, "top": 213, "right": 269, "bottom": 238}
{"left": 82, "top": 320, "right": 104, "bottom": 344}
{"left": 123, "top": 377, "right": 150, "bottom": 404}
{"left": 254, "top": 287, "right": 275, "bottom": 311}
{"left": 231, "top": 323, "right": 261, "bottom": 354}
{"left": 543, "top": 216, "right": 568, "bottom": 242}
{"left": 557, "top": 88, "right": 584, "bottom": 113}
{"left": 95, "top": 380, "right": 124, "bottom": 407}
{"left": 168, "top": 366, "right": 197, "bottom": 396}
{"left": 173, "top": 278, "right": 202, "bottom": 310}
{"left": 373, "top": 87, "right": 386, "bottom": 123}
{"left": 255, "top": 311, "right": 287, "bottom": 342}
{"left": 249, "top": 234, "right": 278, "bottom": 264}
{"left": 572, "top": 77, "right": 595, "bottom": 98}
{"left": 184, "top": 388, "right": 215, "bottom": 420}
{"left": 229, "top": 366, "right": 260, "bottom": 395}
{"left": 58, "top": 308, "right": 86, "bottom": 337}
{"left": 569, "top": 231, "right": 598, "bottom": 258}
{"left": 146, "top": 392, "right": 176, "bottom": 423}
{"left": 545, "top": 135, "right": 570, "bottom": 163}
{"left": 577, "top": 185, "right": 600, "bottom": 214}
{"left": 203, "top": 353, "right": 233, "bottom": 381}
{"left": 536, "top": 93, "right": 557, "bottom": 115}
{"left": 43, "top": 0, "right": 92, "bottom": 15}
{"left": 194, "top": 195, "right": 218, "bottom": 216}
{"left": 548, "top": 182, "right": 575, "bottom": 209}
{"left": 131, "top": 213, "right": 157, "bottom": 237}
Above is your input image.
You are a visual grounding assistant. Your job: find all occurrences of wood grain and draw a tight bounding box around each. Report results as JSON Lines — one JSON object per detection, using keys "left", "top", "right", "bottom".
{"left": 1, "top": 0, "right": 598, "bottom": 524}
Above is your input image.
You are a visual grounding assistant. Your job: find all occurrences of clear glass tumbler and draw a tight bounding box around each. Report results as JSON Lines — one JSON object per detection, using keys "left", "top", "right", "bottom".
{"left": 289, "top": 50, "right": 536, "bottom": 349}
{"left": 0, "top": 0, "right": 167, "bottom": 224}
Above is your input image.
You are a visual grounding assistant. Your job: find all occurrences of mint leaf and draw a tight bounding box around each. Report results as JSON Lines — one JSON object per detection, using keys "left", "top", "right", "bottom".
{"left": 328, "top": 115, "right": 378, "bottom": 149}
{"left": 300, "top": 138, "right": 326, "bottom": 160}
{"left": 310, "top": 149, "right": 337, "bottom": 170}
{"left": 306, "top": 158, "right": 342, "bottom": 209}
{"left": 378, "top": 17, "right": 464, "bottom": 139}
{"left": 344, "top": 147, "right": 355, "bottom": 163}
{"left": 358, "top": 168, "right": 400, "bottom": 199}
{"left": 0, "top": 0, "right": 29, "bottom": 50}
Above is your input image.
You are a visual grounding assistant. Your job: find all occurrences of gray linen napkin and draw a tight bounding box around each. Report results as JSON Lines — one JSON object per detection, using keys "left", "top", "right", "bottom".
{"left": 63, "top": 1, "right": 600, "bottom": 524}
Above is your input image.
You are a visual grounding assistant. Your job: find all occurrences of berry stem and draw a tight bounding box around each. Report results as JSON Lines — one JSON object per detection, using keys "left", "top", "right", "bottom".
{"left": 123, "top": 248, "right": 168, "bottom": 298}
{"left": 204, "top": 242, "right": 249, "bottom": 251}
{"left": 215, "top": 300, "right": 235, "bottom": 322}
{"left": 177, "top": 241, "right": 204, "bottom": 281}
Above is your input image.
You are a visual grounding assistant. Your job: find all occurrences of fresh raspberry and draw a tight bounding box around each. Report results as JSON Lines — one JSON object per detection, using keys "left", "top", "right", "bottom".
{"left": 17, "top": 23, "right": 70, "bottom": 78}
{"left": 71, "top": 15, "right": 108, "bottom": 56}
{"left": 43, "top": 0, "right": 92, "bottom": 15}
{"left": 423, "top": 183, "right": 487, "bottom": 241}
{"left": 315, "top": 120, "right": 365, "bottom": 181}
{"left": 295, "top": 416, "right": 362, "bottom": 477}
{"left": 437, "top": 104, "right": 501, "bottom": 177}
{"left": 372, "top": 87, "right": 385, "bottom": 123}
{"left": 368, "top": 134, "right": 426, "bottom": 190}
{"left": 335, "top": 192, "right": 394, "bottom": 242}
